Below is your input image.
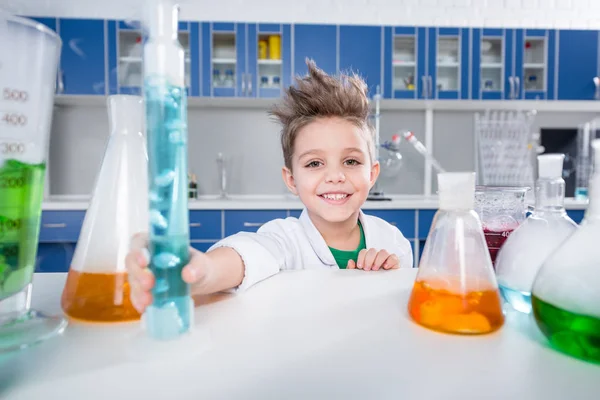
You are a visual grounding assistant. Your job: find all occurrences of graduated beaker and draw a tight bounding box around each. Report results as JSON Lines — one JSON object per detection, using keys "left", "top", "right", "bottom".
{"left": 0, "top": 13, "right": 65, "bottom": 352}
{"left": 474, "top": 186, "right": 529, "bottom": 266}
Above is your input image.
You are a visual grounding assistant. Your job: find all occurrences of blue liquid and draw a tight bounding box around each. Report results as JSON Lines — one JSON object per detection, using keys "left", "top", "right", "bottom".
{"left": 499, "top": 284, "right": 532, "bottom": 314}
{"left": 144, "top": 78, "right": 192, "bottom": 340}
{"left": 575, "top": 187, "right": 588, "bottom": 200}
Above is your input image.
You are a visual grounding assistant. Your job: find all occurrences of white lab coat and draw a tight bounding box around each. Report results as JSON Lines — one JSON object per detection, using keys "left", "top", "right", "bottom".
{"left": 208, "top": 209, "right": 414, "bottom": 292}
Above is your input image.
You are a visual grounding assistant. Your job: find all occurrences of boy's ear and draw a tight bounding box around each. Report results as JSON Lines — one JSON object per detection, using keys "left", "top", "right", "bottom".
{"left": 282, "top": 166, "right": 298, "bottom": 195}
{"left": 369, "top": 160, "right": 381, "bottom": 188}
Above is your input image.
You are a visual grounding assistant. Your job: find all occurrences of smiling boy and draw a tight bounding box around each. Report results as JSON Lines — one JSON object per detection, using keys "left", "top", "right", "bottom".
{"left": 126, "top": 60, "right": 413, "bottom": 310}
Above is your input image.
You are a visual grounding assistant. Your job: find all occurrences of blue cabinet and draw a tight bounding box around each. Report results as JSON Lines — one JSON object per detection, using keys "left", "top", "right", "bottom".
{"left": 362, "top": 210, "right": 415, "bottom": 238}
{"left": 428, "top": 28, "right": 470, "bottom": 99}
{"left": 36, "top": 243, "right": 76, "bottom": 273}
{"left": 557, "top": 30, "right": 599, "bottom": 100}
{"left": 58, "top": 19, "right": 107, "bottom": 95}
{"left": 519, "top": 29, "right": 556, "bottom": 100}
{"left": 294, "top": 24, "right": 337, "bottom": 77}
{"left": 339, "top": 25, "right": 382, "bottom": 96}
{"left": 383, "top": 27, "right": 427, "bottom": 99}
{"left": 202, "top": 22, "right": 291, "bottom": 98}
{"left": 224, "top": 210, "right": 287, "bottom": 235}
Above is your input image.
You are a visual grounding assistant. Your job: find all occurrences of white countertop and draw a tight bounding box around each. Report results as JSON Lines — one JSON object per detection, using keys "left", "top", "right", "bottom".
{"left": 42, "top": 194, "right": 589, "bottom": 210}
{"left": 2, "top": 270, "right": 598, "bottom": 399}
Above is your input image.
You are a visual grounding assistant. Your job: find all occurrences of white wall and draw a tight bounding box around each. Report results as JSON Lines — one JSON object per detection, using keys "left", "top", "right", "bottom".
{"left": 4, "top": 0, "right": 600, "bottom": 29}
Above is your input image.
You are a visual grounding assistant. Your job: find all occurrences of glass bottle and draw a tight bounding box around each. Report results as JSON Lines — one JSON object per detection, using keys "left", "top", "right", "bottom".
{"left": 531, "top": 140, "right": 600, "bottom": 364}
{"left": 495, "top": 154, "right": 578, "bottom": 314}
{"left": 60, "top": 95, "right": 148, "bottom": 323}
{"left": 408, "top": 172, "right": 504, "bottom": 335}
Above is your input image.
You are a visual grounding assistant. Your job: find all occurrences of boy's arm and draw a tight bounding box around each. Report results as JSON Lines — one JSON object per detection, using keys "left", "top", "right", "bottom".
{"left": 187, "top": 246, "right": 246, "bottom": 296}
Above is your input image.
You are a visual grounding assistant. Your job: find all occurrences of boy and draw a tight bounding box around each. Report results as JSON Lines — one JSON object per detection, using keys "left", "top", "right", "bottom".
{"left": 126, "top": 60, "right": 413, "bottom": 312}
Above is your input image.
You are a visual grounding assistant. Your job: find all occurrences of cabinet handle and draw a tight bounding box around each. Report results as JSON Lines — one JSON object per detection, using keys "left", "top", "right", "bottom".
{"left": 508, "top": 76, "right": 515, "bottom": 99}
{"left": 248, "top": 74, "right": 253, "bottom": 96}
{"left": 594, "top": 77, "right": 600, "bottom": 100}
{"left": 43, "top": 223, "right": 66, "bottom": 228}
{"left": 421, "top": 75, "right": 428, "bottom": 98}
{"left": 427, "top": 75, "right": 433, "bottom": 98}
{"left": 514, "top": 76, "right": 520, "bottom": 99}
{"left": 241, "top": 73, "right": 246, "bottom": 95}
{"left": 190, "top": 223, "right": 202, "bottom": 227}
{"left": 243, "top": 222, "right": 264, "bottom": 228}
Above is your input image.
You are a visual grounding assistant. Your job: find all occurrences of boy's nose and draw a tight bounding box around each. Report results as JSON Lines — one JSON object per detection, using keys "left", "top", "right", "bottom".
{"left": 325, "top": 168, "right": 346, "bottom": 183}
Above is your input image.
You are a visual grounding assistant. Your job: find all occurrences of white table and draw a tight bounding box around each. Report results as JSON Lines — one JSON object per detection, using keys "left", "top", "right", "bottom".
{"left": 1, "top": 270, "right": 599, "bottom": 399}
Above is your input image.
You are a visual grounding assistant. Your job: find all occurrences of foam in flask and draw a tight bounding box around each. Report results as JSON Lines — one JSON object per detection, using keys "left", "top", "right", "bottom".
{"left": 495, "top": 154, "right": 578, "bottom": 314}
{"left": 61, "top": 95, "right": 148, "bottom": 322}
{"left": 142, "top": 0, "right": 193, "bottom": 340}
{"left": 531, "top": 140, "right": 600, "bottom": 364}
{"left": 408, "top": 172, "right": 504, "bottom": 335}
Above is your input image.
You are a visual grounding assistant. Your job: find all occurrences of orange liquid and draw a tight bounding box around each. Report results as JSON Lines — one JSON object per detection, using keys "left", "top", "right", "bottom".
{"left": 408, "top": 279, "right": 504, "bottom": 335}
{"left": 61, "top": 270, "right": 141, "bottom": 323}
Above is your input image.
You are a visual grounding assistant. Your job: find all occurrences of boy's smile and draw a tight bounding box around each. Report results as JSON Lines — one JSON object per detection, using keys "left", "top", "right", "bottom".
{"left": 282, "top": 116, "right": 380, "bottom": 227}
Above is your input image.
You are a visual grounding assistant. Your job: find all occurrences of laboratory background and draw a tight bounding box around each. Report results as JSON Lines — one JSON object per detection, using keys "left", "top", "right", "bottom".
{"left": 23, "top": 0, "right": 600, "bottom": 270}
{"left": 1, "top": 0, "right": 600, "bottom": 397}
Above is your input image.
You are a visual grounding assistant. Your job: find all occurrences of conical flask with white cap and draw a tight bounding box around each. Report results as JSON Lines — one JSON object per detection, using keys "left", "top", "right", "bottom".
{"left": 408, "top": 172, "right": 504, "bottom": 335}
{"left": 495, "top": 153, "right": 578, "bottom": 314}
{"left": 61, "top": 95, "right": 149, "bottom": 323}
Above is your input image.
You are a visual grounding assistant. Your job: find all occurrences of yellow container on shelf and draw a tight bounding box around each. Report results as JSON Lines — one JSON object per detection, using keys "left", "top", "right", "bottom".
{"left": 258, "top": 40, "right": 268, "bottom": 59}
{"left": 268, "top": 35, "right": 281, "bottom": 60}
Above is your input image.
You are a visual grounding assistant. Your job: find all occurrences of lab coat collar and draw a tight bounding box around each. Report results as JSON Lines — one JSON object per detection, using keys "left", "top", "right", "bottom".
{"left": 299, "top": 208, "right": 370, "bottom": 267}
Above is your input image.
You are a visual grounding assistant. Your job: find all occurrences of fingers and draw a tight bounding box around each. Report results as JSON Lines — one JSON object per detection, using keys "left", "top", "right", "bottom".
{"left": 130, "top": 231, "right": 148, "bottom": 252}
{"left": 126, "top": 232, "right": 153, "bottom": 314}
{"left": 356, "top": 248, "right": 378, "bottom": 270}
{"left": 372, "top": 250, "right": 390, "bottom": 271}
{"left": 383, "top": 254, "right": 400, "bottom": 270}
{"left": 347, "top": 259, "right": 356, "bottom": 269}
{"left": 356, "top": 249, "right": 368, "bottom": 269}
{"left": 181, "top": 247, "right": 210, "bottom": 284}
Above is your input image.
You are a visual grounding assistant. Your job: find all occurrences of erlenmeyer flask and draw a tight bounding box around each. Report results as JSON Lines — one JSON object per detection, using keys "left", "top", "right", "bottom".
{"left": 408, "top": 172, "right": 504, "bottom": 335}
{"left": 496, "top": 154, "right": 578, "bottom": 314}
{"left": 61, "top": 95, "right": 148, "bottom": 323}
{"left": 531, "top": 140, "right": 600, "bottom": 364}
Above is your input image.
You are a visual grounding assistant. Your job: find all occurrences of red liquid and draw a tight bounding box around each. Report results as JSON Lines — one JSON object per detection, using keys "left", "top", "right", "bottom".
{"left": 483, "top": 227, "right": 515, "bottom": 266}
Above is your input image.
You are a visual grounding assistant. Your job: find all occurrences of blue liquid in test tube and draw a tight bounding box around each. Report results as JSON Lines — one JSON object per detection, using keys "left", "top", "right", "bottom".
{"left": 143, "top": 0, "right": 192, "bottom": 340}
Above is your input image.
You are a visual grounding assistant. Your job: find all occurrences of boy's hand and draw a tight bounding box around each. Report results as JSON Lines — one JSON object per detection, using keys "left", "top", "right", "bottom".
{"left": 125, "top": 232, "right": 214, "bottom": 314}
{"left": 347, "top": 249, "right": 400, "bottom": 271}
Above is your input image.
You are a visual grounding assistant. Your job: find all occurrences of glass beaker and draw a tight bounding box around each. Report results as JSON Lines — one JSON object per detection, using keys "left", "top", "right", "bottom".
{"left": 61, "top": 95, "right": 148, "bottom": 323}
{"left": 474, "top": 186, "right": 529, "bottom": 266}
{"left": 408, "top": 172, "right": 504, "bottom": 335}
{"left": 495, "top": 154, "right": 578, "bottom": 314}
{"left": 531, "top": 139, "right": 600, "bottom": 364}
{"left": 0, "top": 13, "right": 65, "bottom": 352}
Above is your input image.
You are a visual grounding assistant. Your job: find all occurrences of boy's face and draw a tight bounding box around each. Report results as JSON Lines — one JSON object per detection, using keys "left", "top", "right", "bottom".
{"left": 282, "top": 117, "right": 380, "bottom": 224}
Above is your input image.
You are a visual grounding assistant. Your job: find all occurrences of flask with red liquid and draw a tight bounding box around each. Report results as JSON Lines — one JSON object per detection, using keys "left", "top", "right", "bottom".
{"left": 474, "top": 186, "right": 529, "bottom": 266}
{"left": 408, "top": 172, "right": 504, "bottom": 335}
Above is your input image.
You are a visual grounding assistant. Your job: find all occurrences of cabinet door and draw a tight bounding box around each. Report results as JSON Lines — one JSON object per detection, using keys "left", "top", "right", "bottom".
{"left": 473, "top": 28, "right": 506, "bottom": 100}
{"left": 516, "top": 29, "right": 557, "bottom": 100}
{"left": 247, "top": 24, "right": 291, "bottom": 98}
{"left": 58, "top": 19, "right": 106, "bottom": 95}
{"left": 224, "top": 210, "right": 287, "bottom": 236}
{"left": 384, "top": 26, "right": 419, "bottom": 99}
{"left": 557, "top": 30, "right": 599, "bottom": 100}
{"left": 339, "top": 25, "right": 382, "bottom": 96}
{"left": 36, "top": 243, "right": 76, "bottom": 273}
{"left": 293, "top": 24, "right": 337, "bottom": 78}
{"left": 207, "top": 23, "right": 239, "bottom": 97}
{"left": 430, "top": 28, "right": 468, "bottom": 100}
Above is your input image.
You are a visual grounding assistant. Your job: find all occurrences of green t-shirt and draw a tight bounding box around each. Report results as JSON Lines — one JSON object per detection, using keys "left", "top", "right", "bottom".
{"left": 328, "top": 221, "right": 366, "bottom": 269}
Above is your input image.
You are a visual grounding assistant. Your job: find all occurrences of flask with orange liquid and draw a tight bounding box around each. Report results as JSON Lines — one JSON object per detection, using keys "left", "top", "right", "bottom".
{"left": 61, "top": 95, "right": 149, "bottom": 323}
{"left": 408, "top": 172, "right": 505, "bottom": 335}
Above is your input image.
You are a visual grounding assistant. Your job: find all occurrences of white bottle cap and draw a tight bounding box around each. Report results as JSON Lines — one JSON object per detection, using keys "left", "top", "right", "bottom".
{"left": 537, "top": 153, "right": 565, "bottom": 179}
{"left": 437, "top": 172, "right": 476, "bottom": 210}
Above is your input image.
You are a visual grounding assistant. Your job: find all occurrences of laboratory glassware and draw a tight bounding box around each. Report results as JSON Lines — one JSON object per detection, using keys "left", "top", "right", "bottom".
{"left": 142, "top": 0, "right": 193, "bottom": 340}
{"left": 495, "top": 154, "right": 578, "bottom": 314}
{"left": 408, "top": 172, "right": 504, "bottom": 335}
{"left": 61, "top": 95, "right": 148, "bottom": 323}
{"left": 531, "top": 139, "right": 600, "bottom": 364}
{"left": 0, "top": 12, "right": 65, "bottom": 352}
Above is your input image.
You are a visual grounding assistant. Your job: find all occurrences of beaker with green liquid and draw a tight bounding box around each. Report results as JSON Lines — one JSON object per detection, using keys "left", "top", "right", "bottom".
{"left": 0, "top": 12, "right": 66, "bottom": 352}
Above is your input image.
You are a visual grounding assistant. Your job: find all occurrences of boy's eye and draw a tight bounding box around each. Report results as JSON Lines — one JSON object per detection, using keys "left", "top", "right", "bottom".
{"left": 345, "top": 159, "right": 361, "bottom": 166}
{"left": 306, "top": 161, "right": 322, "bottom": 168}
